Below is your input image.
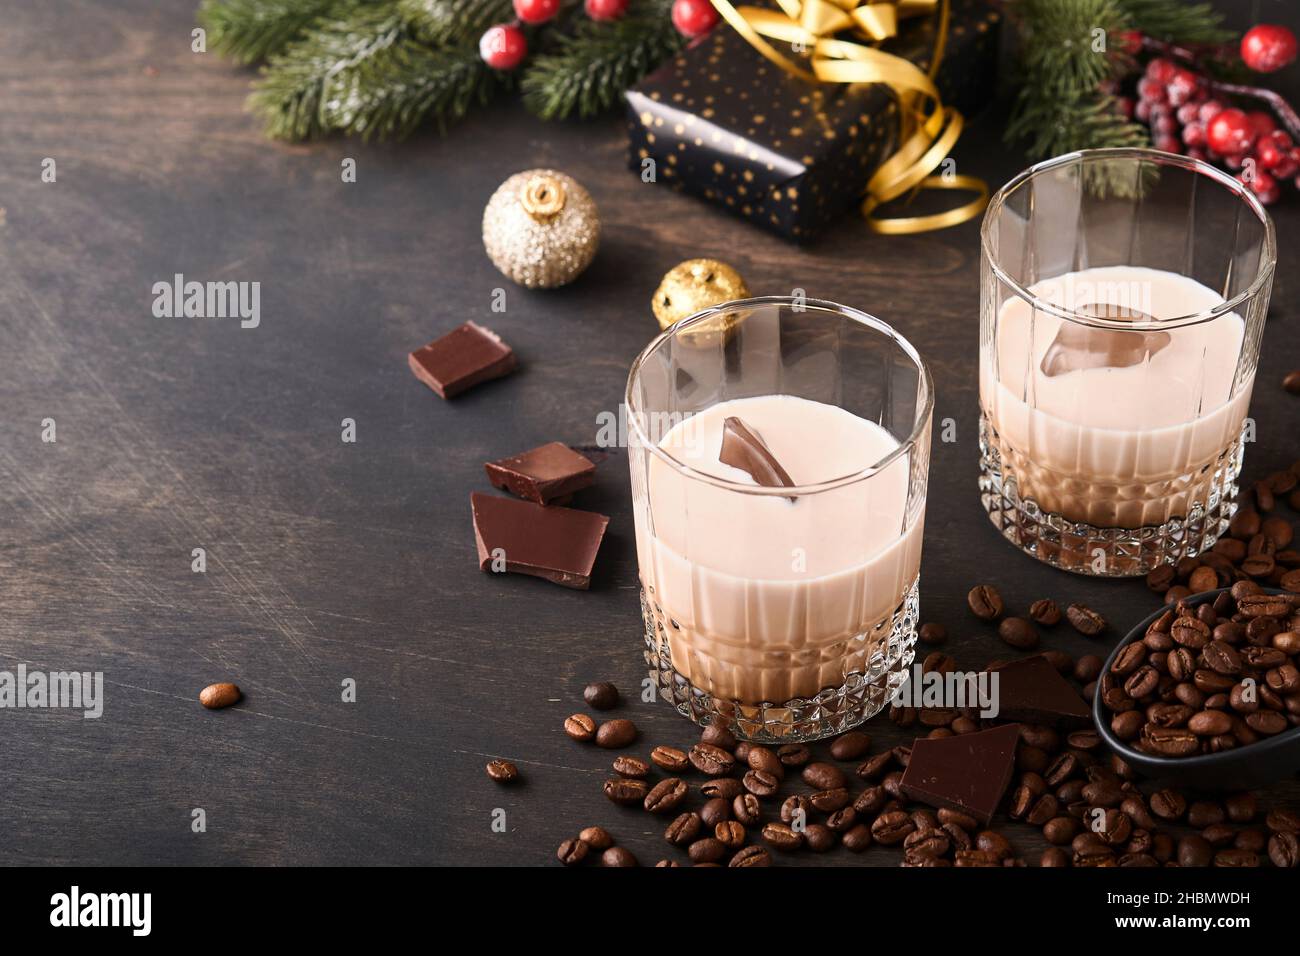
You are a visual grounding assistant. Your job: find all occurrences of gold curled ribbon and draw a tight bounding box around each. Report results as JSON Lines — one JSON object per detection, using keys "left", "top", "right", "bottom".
{"left": 708, "top": 0, "right": 987, "bottom": 234}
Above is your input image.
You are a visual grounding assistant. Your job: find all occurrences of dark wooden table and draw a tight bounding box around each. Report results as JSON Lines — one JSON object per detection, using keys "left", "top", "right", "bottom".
{"left": 1, "top": 0, "right": 1297, "bottom": 866}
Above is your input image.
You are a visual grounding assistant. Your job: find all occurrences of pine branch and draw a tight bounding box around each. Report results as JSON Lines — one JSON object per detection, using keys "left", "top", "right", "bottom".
{"left": 324, "top": 40, "right": 501, "bottom": 139}
{"left": 199, "top": 0, "right": 342, "bottom": 64}
{"left": 1117, "top": 0, "right": 1231, "bottom": 45}
{"left": 396, "top": 0, "right": 515, "bottom": 47}
{"left": 521, "top": 0, "right": 683, "bottom": 121}
{"left": 248, "top": 3, "right": 406, "bottom": 140}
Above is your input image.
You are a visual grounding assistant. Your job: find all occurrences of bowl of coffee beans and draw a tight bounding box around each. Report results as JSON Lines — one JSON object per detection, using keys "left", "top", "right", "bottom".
{"left": 1094, "top": 584, "right": 1300, "bottom": 790}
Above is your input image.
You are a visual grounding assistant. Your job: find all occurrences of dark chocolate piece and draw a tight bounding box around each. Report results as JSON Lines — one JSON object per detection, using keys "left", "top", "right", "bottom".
{"left": 470, "top": 492, "right": 608, "bottom": 590}
{"left": 988, "top": 654, "right": 1091, "bottom": 727}
{"left": 899, "top": 723, "right": 1021, "bottom": 826}
{"left": 1040, "top": 302, "right": 1169, "bottom": 378}
{"left": 719, "top": 417, "right": 795, "bottom": 490}
{"left": 409, "top": 321, "right": 517, "bottom": 399}
{"left": 485, "top": 442, "right": 595, "bottom": 505}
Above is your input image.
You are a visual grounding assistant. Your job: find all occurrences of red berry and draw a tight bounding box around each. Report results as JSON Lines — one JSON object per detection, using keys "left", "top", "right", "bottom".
{"left": 1176, "top": 102, "right": 1201, "bottom": 125}
{"left": 513, "top": 0, "right": 559, "bottom": 22}
{"left": 1247, "top": 110, "right": 1277, "bottom": 136}
{"left": 1182, "top": 123, "right": 1205, "bottom": 147}
{"left": 1153, "top": 114, "right": 1176, "bottom": 136}
{"left": 479, "top": 24, "right": 527, "bottom": 70}
{"left": 1136, "top": 77, "right": 1166, "bottom": 103}
{"left": 1135, "top": 101, "right": 1152, "bottom": 122}
{"left": 1115, "top": 96, "right": 1134, "bottom": 120}
{"left": 1198, "top": 99, "right": 1225, "bottom": 124}
{"left": 1274, "top": 130, "right": 1294, "bottom": 150}
{"left": 1256, "top": 137, "right": 1283, "bottom": 169}
{"left": 1207, "top": 109, "right": 1256, "bottom": 156}
{"left": 1223, "top": 152, "right": 1247, "bottom": 170}
{"left": 1115, "top": 30, "right": 1143, "bottom": 55}
{"left": 584, "top": 0, "right": 628, "bottom": 19}
{"left": 1146, "top": 57, "right": 1177, "bottom": 84}
{"left": 1243, "top": 169, "right": 1280, "bottom": 204}
{"left": 1186, "top": 147, "right": 1208, "bottom": 162}
{"left": 1166, "top": 69, "right": 1199, "bottom": 106}
{"left": 671, "top": 0, "right": 718, "bottom": 37}
{"left": 1155, "top": 135, "right": 1182, "bottom": 154}
{"left": 1241, "top": 24, "right": 1298, "bottom": 74}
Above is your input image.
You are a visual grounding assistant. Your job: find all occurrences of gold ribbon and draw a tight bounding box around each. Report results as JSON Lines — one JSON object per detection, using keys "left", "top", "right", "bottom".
{"left": 708, "top": 0, "right": 987, "bottom": 234}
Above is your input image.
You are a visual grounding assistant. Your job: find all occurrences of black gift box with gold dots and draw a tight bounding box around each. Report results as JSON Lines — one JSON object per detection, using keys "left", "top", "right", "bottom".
{"left": 626, "top": 0, "right": 1000, "bottom": 242}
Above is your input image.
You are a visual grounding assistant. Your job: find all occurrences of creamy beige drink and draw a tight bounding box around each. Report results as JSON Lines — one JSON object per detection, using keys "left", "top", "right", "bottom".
{"left": 981, "top": 265, "right": 1253, "bottom": 530}
{"left": 636, "top": 394, "right": 924, "bottom": 704}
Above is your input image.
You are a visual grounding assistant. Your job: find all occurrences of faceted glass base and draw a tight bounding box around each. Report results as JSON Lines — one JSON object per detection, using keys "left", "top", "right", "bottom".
{"left": 642, "top": 581, "right": 919, "bottom": 743}
{"left": 978, "top": 415, "right": 1243, "bottom": 577}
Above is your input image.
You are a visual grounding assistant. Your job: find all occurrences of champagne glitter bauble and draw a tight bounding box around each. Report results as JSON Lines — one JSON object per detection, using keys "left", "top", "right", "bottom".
{"left": 651, "top": 259, "right": 750, "bottom": 343}
{"left": 482, "top": 169, "right": 600, "bottom": 289}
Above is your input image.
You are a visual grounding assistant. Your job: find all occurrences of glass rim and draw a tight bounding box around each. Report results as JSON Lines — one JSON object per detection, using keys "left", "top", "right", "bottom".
{"left": 980, "top": 147, "right": 1278, "bottom": 331}
{"left": 624, "top": 295, "right": 934, "bottom": 497}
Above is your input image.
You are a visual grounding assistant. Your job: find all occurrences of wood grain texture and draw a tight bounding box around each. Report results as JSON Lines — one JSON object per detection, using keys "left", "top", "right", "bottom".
{"left": 0, "top": 0, "right": 1297, "bottom": 866}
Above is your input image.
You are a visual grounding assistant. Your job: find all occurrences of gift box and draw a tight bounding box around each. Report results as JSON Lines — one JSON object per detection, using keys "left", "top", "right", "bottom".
{"left": 626, "top": 0, "right": 1001, "bottom": 241}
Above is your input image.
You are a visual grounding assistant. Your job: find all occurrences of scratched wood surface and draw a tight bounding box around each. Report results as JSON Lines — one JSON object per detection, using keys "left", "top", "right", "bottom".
{"left": 0, "top": 0, "right": 1297, "bottom": 866}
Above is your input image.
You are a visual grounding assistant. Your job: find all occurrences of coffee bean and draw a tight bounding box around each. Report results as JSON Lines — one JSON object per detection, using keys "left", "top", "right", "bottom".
{"left": 841, "top": 823, "right": 872, "bottom": 852}
{"left": 801, "top": 761, "right": 847, "bottom": 790}
{"left": 644, "top": 777, "right": 687, "bottom": 814}
{"left": 1269, "top": 831, "right": 1299, "bottom": 868}
{"left": 1214, "top": 848, "right": 1259, "bottom": 867}
{"left": 967, "top": 584, "right": 1004, "bottom": 621}
{"left": 733, "top": 793, "right": 761, "bottom": 825}
{"left": 583, "top": 681, "right": 619, "bottom": 710}
{"left": 1188, "top": 565, "right": 1219, "bottom": 594}
{"left": 689, "top": 742, "right": 735, "bottom": 776}
{"left": 577, "top": 826, "right": 613, "bottom": 850}
{"left": 742, "top": 769, "right": 780, "bottom": 798}
{"left": 1043, "top": 817, "right": 1078, "bottom": 845}
{"left": 1286, "top": 370, "right": 1300, "bottom": 394}
{"left": 855, "top": 751, "right": 893, "bottom": 781}
{"left": 563, "top": 712, "right": 597, "bottom": 742}
{"left": 596, "top": 718, "right": 638, "bottom": 749}
{"left": 199, "top": 682, "right": 241, "bottom": 709}
{"left": 746, "top": 745, "right": 785, "bottom": 779}
{"left": 557, "top": 838, "right": 588, "bottom": 865}
{"left": 700, "top": 724, "right": 737, "bottom": 749}
{"left": 1074, "top": 654, "right": 1104, "bottom": 683}
{"left": 830, "top": 730, "right": 872, "bottom": 760}
{"left": 762, "top": 822, "right": 804, "bottom": 851}
{"left": 699, "top": 797, "right": 730, "bottom": 828}
{"left": 777, "top": 743, "right": 811, "bottom": 767}
{"left": 602, "top": 846, "right": 637, "bottom": 867}
{"left": 919, "top": 621, "right": 947, "bottom": 645}
{"left": 1267, "top": 808, "right": 1300, "bottom": 833}
{"left": 729, "top": 844, "right": 771, "bottom": 867}
{"left": 998, "top": 616, "right": 1039, "bottom": 649}
{"left": 1187, "top": 710, "right": 1232, "bottom": 736}
{"left": 1066, "top": 603, "right": 1107, "bottom": 636}
{"left": 806, "top": 788, "right": 848, "bottom": 815}
{"left": 804, "top": 823, "right": 836, "bottom": 852}
{"left": 904, "top": 828, "right": 949, "bottom": 859}
{"left": 1040, "top": 847, "right": 1070, "bottom": 867}
{"left": 688, "top": 837, "right": 726, "bottom": 863}
{"left": 715, "top": 820, "right": 746, "bottom": 849}
{"left": 1111, "top": 642, "right": 1147, "bottom": 676}
{"left": 1029, "top": 598, "right": 1062, "bottom": 626}
{"left": 871, "top": 810, "right": 915, "bottom": 845}
{"left": 613, "top": 755, "right": 650, "bottom": 778}
{"left": 603, "top": 777, "right": 648, "bottom": 806}
{"left": 485, "top": 759, "right": 519, "bottom": 783}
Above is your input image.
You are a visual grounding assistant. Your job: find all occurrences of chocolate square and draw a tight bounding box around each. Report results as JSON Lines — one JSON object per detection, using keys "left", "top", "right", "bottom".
{"left": 408, "top": 321, "right": 516, "bottom": 399}
{"left": 471, "top": 492, "right": 609, "bottom": 590}
{"left": 485, "top": 442, "right": 596, "bottom": 505}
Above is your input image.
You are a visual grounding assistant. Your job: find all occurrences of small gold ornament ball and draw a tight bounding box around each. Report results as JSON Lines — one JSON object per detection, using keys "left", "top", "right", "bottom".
{"left": 482, "top": 169, "right": 600, "bottom": 289}
{"left": 651, "top": 258, "right": 750, "bottom": 331}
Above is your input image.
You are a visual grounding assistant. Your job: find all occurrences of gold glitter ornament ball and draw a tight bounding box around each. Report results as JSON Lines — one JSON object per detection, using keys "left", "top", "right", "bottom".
{"left": 482, "top": 169, "right": 600, "bottom": 289}
{"left": 652, "top": 259, "right": 750, "bottom": 341}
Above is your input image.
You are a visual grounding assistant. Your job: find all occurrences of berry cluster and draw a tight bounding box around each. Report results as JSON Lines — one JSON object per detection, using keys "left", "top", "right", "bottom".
{"left": 1134, "top": 57, "right": 1296, "bottom": 205}
{"left": 480, "top": 0, "right": 717, "bottom": 72}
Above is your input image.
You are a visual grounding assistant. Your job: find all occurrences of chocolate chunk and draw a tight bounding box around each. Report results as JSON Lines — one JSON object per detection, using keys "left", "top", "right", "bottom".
{"left": 719, "top": 417, "right": 795, "bottom": 490}
{"left": 485, "top": 442, "right": 595, "bottom": 505}
{"left": 989, "top": 655, "right": 1091, "bottom": 727}
{"left": 1040, "top": 302, "right": 1170, "bottom": 378}
{"left": 408, "top": 322, "right": 516, "bottom": 399}
{"left": 470, "top": 492, "right": 608, "bottom": 589}
{"left": 899, "top": 723, "right": 1020, "bottom": 826}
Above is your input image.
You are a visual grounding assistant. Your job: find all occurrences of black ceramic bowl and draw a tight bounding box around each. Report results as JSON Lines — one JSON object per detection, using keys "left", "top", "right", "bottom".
{"left": 1094, "top": 587, "right": 1300, "bottom": 791}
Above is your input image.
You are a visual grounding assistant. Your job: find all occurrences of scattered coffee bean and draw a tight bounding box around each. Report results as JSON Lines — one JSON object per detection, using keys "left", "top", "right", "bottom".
{"left": 1284, "top": 370, "right": 1300, "bottom": 395}
{"left": 967, "top": 584, "right": 1004, "bottom": 621}
{"left": 805, "top": 823, "right": 837, "bottom": 852}
{"left": 595, "top": 718, "right": 637, "bottom": 749}
{"left": 1066, "top": 603, "right": 1107, "bottom": 636}
{"left": 742, "top": 769, "right": 781, "bottom": 798}
{"left": 688, "top": 837, "right": 726, "bottom": 863}
{"left": 644, "top": 777, "right": 687, "bottom": 814}
{"left": 583, "top": 681, "right": 619, "bottom": 710}
{"left": 557, "top": 838, "right": 588, "bottom": 865}
{"left": 612, "top": 755, "right": 650, "bottom": 778}
{"left": 485, "top": 759, "right": 519, "bottom": 783}
{"left": 699, "top": 797, "right": 730, "bottom": 828}
{"left": 919, "top": 622, "right": 947, "bottom": 645}
{"left": 829, "top": 730, "right": 871, "bottom": 761}
{"left": 998, "top": 616, "right": 1039, "bottom": 650}
{"left": 733, "top": 793, "right": 761, "bottom": 825}
{"left": 715, "top": 820, "right": 746, "bottom": 849}
{"left": 689, "top": 742, "right": 736, "bottom": 776}
{"left": 700, "top": 724, "right": 737, "bottom": 749}
{"left": 777, "top": 743, "right": 811, "bottom": 767}
{"left": 602, "top": 846, "right": 637, "bottom": 867}
{"left": 729, "top": 845, "right": 771, "bottom": 867}
{"left": 564, "top": 713, "right": 597, "bottom": 742}
{"left": 801, "top": 762, "right": 847, "bottom": 790}
{"left": 1028, "top": 598, "right": 1062, "bottom": 626}
{"left": 762, "top": 822, "right": 804, "bottom": 851}
{"left": 649, "top": 745, "right": 689, "bottom": 772}
{"left": 579, "top": 826, "right": 613, "bottom": 850}
{"left": 602, "top": 777, "right": 648, "bottom": 806}
{"left": 199, "top": 682, "right": 241, "bottom": 709}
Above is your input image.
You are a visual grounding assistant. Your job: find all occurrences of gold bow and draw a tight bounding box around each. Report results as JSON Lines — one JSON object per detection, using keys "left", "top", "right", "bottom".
{"left": 709, "top": 0, "right": 987, "bottom": 234}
